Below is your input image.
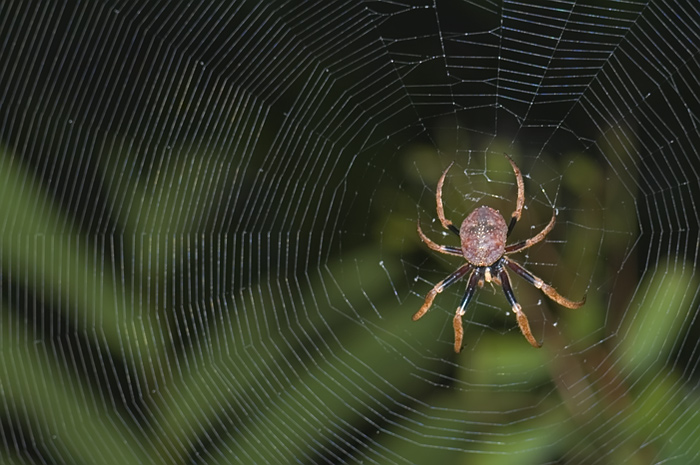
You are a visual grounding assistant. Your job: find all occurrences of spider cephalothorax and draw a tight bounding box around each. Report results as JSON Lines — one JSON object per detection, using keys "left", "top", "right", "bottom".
{"left": 414, "top": 154, "right": 585, "bottom": 353}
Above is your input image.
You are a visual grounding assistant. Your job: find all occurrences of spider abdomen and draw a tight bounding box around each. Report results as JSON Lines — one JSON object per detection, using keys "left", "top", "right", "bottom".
{"left": 460, "top": 206, "right": 507, "bottom": 266}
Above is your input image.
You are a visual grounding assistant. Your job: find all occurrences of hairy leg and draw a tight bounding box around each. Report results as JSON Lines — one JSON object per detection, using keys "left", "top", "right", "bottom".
{"left": 435, "top": 162, "right": 460, "bottom": 235}
{"left": 499, "top": 268, "right": 541, "bottom": 348}
{"left": 453, "top": 269, "right": 482, "bottom": 353}
{"left": 504, "top": 153, "right": 524, "bottom": 236}
{"left": 505, "top": 210, "right": 556, "bottom": 254}
{"left": 417, "top": 220, "right": 462, "bottom": 256}
{"left": 413, "top": 263, "right": 473, "bottom": 321}
{"left": 504, "top": 257, "right": 586, "bottom": 309}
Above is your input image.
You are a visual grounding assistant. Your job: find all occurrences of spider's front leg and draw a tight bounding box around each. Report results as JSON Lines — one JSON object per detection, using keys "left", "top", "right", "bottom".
{"left": 413, "top": 263, "right": 473, "bottom": 321}
{"left": 504, "top": 257, "right": 586, "bottom": 309}
{"left": 498, "top": 268, "right": 542, "bottom": 348}
{"left": 453, "top": 269, "right": 482, "bottom": 353}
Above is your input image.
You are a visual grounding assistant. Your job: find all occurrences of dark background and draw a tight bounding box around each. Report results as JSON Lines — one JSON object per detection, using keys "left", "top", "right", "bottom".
{"left": 1, "top": 1, "right": 699, "bottom": 464}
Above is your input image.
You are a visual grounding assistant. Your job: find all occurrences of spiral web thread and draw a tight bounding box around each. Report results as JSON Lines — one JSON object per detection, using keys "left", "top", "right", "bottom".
{"left": 0, "top": 1, "right": 699, "bottom": 464}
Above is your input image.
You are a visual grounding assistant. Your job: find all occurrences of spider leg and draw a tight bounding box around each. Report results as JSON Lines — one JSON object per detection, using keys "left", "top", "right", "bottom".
{"left": 498, "top": 267, "right": 542, "bottom": 348}
{"left": 436, "top": 162, "right": 461, "bottom": 236}
{"left": 504, "top": 257, "right": 586, "bottom": 309}
{"left": 504, "top": 153, "right": 525, "bottom": 236}
{"left": 453, "top": 269, "right": 482, "bottom": 353}
{"left": 413, "top": 263, "right": 473, "bottom": 322}
{"left": 417, "top": 220, "right": 462, "bottom": 257}
{"left": 505, "top": 209, "right": 556, "bottom": 254}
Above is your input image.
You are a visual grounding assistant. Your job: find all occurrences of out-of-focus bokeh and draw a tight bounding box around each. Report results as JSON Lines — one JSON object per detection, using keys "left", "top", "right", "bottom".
{"left": 0, "top": 2, "right": 699, "bottom": 464}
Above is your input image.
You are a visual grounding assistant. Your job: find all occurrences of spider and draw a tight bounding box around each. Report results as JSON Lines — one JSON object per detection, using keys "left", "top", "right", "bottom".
{"left": 414, "top": 154, "right": 585, "bottom": 353}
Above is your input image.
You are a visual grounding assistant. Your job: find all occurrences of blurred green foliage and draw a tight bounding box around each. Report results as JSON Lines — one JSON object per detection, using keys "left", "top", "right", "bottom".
{"left": 3, "top": 119, "right": 700, "bottom": 464}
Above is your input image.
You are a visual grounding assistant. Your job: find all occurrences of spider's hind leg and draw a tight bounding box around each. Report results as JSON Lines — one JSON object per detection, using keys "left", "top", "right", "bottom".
{"left": 417, "top": 221, "right": 462, "bottom": 256}
{"left": 504, "top": 153, "right": 525, "bottom": 237}
{"left": 436, "top": 162, "right": 461, "bottom": 236}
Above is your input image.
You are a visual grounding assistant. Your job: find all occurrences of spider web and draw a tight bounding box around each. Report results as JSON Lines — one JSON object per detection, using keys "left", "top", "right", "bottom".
{"left": 0, "top": 0, "right": 699, "bottom": 464}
